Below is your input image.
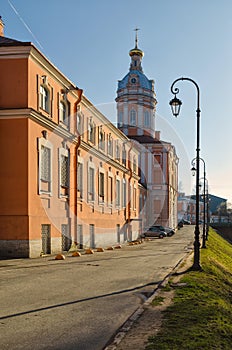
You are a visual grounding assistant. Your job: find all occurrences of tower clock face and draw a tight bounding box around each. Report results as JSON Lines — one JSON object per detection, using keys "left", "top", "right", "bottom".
{"left": 131, "top": 77, "right": 137, "bottom": 84}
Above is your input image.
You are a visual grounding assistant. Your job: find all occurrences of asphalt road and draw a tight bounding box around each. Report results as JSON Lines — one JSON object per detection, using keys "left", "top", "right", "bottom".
{"left": 0, "top": 225, "right": 195, "bottom": 350}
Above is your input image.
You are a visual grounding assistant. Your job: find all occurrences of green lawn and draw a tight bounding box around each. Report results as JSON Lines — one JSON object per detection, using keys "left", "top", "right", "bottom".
{"left": 146, "top": 228, "right": 232, "bottom": 350}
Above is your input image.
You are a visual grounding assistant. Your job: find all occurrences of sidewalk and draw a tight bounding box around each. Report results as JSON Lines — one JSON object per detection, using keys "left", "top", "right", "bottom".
{"left": 104, "top": 250, "right": 194, "bottom": 350}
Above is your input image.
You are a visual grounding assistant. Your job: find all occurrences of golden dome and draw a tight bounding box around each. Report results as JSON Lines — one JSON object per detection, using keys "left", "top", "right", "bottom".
{"left": 129, "top": 47, "right": 144, "bottom": 57}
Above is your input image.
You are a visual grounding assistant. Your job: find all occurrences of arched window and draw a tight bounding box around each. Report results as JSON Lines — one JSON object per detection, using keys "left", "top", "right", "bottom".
{"left": 130, "top": 110, "right": 136, "bottom": 126}
{"left": 77, "top": 112, "right": 83, "bottom": 134}
{"left": 59, "top": 100, "right": 70, "bottom": 128}
{"left": 122, "top": 147, "right": 127, "bottom": 166}
{"left": 116, "top": 142, "right": 120, "bottom": 161}
{"left": 133, "top": 155, "right": 137, "bottom": 174}
{"left": 40, "top": 85, "right": 49, "bottom": 112}
{"left": 99, "top": 127, "right": 105, "bottom": 151}
{"left": 118, "top": 112, "right": 123, "bottom": 127}
{"left": 88, "top": 119, "right": 95, "bottom": 144}
{"left": 59, "top": 102, "right": 66, "bottom": 122}
{"left": 107, "top": 134, "right": 113, "bottom": 156}
{"left": 144, "top": 111, "right": 150, "bottom": 127}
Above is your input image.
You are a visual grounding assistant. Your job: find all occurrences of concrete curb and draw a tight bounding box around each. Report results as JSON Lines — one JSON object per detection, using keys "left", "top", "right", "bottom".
{"left": 103, "top": 250, "right": 193, "bottom": 350}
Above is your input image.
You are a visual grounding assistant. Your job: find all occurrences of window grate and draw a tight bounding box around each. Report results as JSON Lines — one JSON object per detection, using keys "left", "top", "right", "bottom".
{"left": 41, "top": 146, "right": 51, "bottom": 181}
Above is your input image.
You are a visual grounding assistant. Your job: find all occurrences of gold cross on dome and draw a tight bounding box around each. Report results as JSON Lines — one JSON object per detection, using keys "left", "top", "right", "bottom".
{"left": 134, "top": 27, "right": 140, "bottom": 48}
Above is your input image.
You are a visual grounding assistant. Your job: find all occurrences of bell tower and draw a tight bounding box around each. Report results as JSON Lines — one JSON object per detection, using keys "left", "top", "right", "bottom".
{"left": 116, "top": 29, "right": 157, "bottom": 139}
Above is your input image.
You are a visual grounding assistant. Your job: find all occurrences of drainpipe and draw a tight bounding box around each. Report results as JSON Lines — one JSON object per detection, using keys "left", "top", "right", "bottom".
{"left": 73, "top": 89, "right": 83, "bottom": 245}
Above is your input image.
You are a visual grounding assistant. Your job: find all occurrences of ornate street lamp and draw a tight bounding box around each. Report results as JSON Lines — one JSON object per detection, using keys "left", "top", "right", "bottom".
{"left": 191, "top": 157, "right": 207, "bottom": 249}
{"left": 205, "top": 178, "right": 209, "bottom": 240}
{"left": 170, "top": 77, "right": 202, "bottom": 271}
{"left": 169, "top": 94, "right": 182, "bottom": 117}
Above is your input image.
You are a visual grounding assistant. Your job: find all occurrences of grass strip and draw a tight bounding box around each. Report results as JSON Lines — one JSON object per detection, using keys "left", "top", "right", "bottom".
{"left": 146, "top": 228, "right": 232, "bottom": 350}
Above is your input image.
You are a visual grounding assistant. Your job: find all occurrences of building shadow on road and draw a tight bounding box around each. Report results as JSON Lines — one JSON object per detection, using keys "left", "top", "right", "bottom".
{"left": 0, "top": 280, "right": 163, "bottom": 321}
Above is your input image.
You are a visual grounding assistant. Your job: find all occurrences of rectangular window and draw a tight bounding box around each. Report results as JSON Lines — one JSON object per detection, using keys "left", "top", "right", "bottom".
{"left": 61, "top": 155, "right": 69, "bottom": 188}
{"left": 108, "top": 135, "right": 113, "bottom": 156}
{"left": 59, "top": 101, "right": 70, "bottom": 129}
{"left": 88, "top": 120, "right": 95, "bottom": 144}
{"left": 88, "top": 167, "right": 95, "bottom": 201}
{"left": 122, "top": 180, "right": 127, "bottom": 208}
{"left": 116, "top": 143, "right": 120, "bottom": 161}
{"left": 99, "top": 172, "right": 104, "bottom": 200}
{"left": 122, "top": 148, "right": 127, "bottom": 166}
{"left": 144, "top": 111, "right": 150, "bottom": 127}
{"left": 41, "top": 146, "right": 51, "bottom": 182}
{"left": 154, "top": 154, "right": 162, "bottom": 165}
{"left": 116, "top": 179, "right": 120, "bottom": 207}
{"left": 59, "top": 148, "right": 69, "bottom": 197}
{"left": 38, "top": 138, "right": 52, "bottom": 195}
{"left": 77, "top": 162, "right": 83, "bottom": 197}
{"left": 40, "top": 85, "right": 49, "bottom": 112}
{"left": 77, "top": 112, "right": 83, "bottom": 134}
{"left": 109, "top": 176, "right": 113, "bottom": 205}
{"left": 99, "top": 128, "right": 105, "bottom": 151}
{"left": 59, "top": 102, "right": 66, "bottom": 123}
{"left": 118, "top": 112, "right": 123, "bottom": 126}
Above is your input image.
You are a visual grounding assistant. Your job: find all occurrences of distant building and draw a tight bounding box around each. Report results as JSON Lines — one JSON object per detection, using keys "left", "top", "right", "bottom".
{"left": 208, "top": 194, "right": 228, "bottom": 223}
{"left": 116, "top": 33, "right": 178, "bottom": 229}
{"left": 207, "top": 194, "right": 227, "bottom": 214}
{"left": 178, "top": 193, "right": 204, "bottom": 224}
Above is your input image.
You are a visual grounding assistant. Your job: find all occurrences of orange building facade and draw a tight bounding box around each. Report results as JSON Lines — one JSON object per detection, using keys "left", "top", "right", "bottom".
{"left": 0, "top": 20, "right": 140, "bottom": 258}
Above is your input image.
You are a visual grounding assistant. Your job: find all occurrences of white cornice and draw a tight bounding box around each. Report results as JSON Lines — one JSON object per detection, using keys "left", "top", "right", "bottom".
{"left": 0, "top": 108, "right": 78, "bottom": 142}
{"left": 0, "top": 45, "right": 31, "bottom": 58}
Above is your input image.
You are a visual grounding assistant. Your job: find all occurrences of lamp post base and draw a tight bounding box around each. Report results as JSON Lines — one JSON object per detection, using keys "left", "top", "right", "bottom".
{"left": 191, "top": 227, "right": 202, "bottom": 271}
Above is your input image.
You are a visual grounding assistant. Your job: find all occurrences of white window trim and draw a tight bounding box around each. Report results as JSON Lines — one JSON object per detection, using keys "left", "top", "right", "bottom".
{"left": 118, "top": 111, "right": 123, "bottom": 127}
{"left": 107, "top": 134, "right": 113, "bottom": 157}
{"left": 88, "top": 118, "right": 95, "bottom": 144}
{"left": 59, "top": 100, "right": 70, "bottom": 129}
{"left": 144, "top": 111, "right": 150, "bottom": 127}
{"left": 116, "top": 176, "right": 121, "bottom": 209}
{"left": 37, "top": 74, "right": 52, "bottom": 116}
{"left": 115, "top": 141, "right": 120, "bottom": 162}
{"left": 38, "top": 137, "right": 53, "bottom": 196}
{"left": 108, "top": 171, "right": 113, "bottom": 207}
{"left": 122, "top": 147, "right": 127, "bottom": 166}
{"left": 98, "top": 127, "right": 105, "bottom": 151}
{"left": 77, "top": 156, "right": 84, "bottom": 199}
{"left": 130, "top": 109, "right": 136, "bottom": 126}
{"left": 98, "top": 166, "right": 105, "bottom": 204}
{"left": 88, "top": 160, "right": 96, "bottom": 203}
{"left": 59, "top": 147, "right": 70, "bottom": 198}
{"left": 77, "top": 111, "right": 84, "bottom": 135}
{"left": 122, "top": 178, "right": 127, "bottom": 208}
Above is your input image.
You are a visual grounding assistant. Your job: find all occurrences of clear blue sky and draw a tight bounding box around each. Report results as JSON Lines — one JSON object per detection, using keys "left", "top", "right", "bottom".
{"left": 1, "top": 0, "right": 232, "bottom": 203}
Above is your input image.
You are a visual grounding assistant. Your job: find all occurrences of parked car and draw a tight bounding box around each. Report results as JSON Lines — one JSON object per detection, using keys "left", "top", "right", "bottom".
{"left": 182, "top": 219, "right": 191, "bottom": 225}
{"left": 151, "top": 225, "right": 175, "bottom": 237}
{"left": 141, "top": 226, "right": 167, "bottom": 239}
{"left": 178, "top": 221, "right": 184, "bottom": 228}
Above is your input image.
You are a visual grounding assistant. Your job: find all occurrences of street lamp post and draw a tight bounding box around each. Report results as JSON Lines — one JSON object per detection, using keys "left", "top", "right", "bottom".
{"left": 191, "top": 157, "right": 207, "bottom": 248}
{"left": 205, "top": 178, "right": 209, "bottom": 240}
{"left": 170, "top": 77, "right": 202, "bottom": 271}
